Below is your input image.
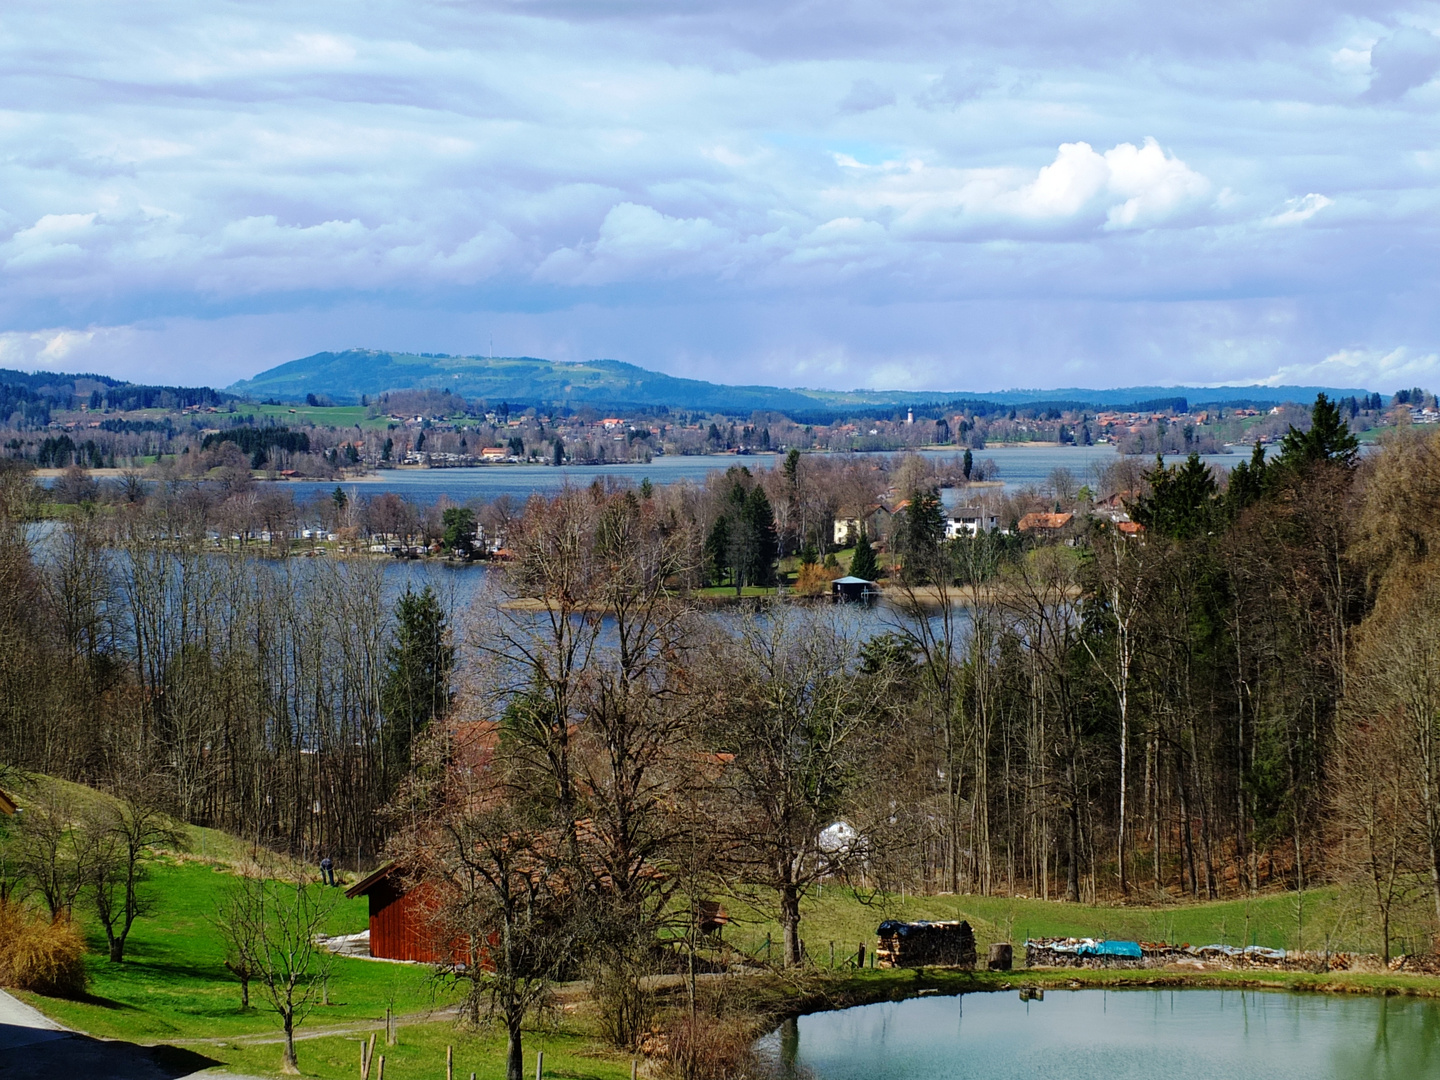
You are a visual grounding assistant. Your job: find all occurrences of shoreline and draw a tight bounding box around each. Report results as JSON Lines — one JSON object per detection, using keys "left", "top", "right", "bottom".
{"left": 753, "top": 964, "right": 1440, "bottom": 1031}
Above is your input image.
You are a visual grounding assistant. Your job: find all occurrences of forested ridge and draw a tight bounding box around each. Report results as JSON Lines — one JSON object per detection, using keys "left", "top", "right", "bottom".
{"left": 3, "top": 396, "right": 1440, "bottom": 997}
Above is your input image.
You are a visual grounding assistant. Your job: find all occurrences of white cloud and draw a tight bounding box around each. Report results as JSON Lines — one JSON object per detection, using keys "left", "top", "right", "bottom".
{"left": 851, "top": 139, "right": 1212, "bottom": 237}
{"left": 0, "top": 327, "right": 101, "bottom": 366}
{"left": 1101, "top": 138, "right": 1213, "bottom": 229}
{"left": 535, "top": 203, "right": 740, "bottom": 285}
{"left": 1258, "top": 347, "right": 1440, "bottom": 392}
{"left": 1266, "top": 193, "right": 1334, "bottom": 227}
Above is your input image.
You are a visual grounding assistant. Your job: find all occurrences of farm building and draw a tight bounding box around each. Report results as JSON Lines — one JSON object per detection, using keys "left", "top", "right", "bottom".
{"left": 345, "top": 864, "right": 456, "bottom": 964}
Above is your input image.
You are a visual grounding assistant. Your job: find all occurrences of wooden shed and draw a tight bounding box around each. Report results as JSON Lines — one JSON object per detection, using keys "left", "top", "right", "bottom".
{"left": 345, "top": 864, "right": 453, "bottom": 963}
{"left": 0, "top": 789, "right": 16, "bottom": 816}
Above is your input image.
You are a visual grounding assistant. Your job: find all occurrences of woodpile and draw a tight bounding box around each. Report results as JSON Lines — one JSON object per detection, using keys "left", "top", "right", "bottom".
{"left": 1024, "top": 938, "right": 1391, "bottom": 973}
{"left": 875, "top": 920, "right": 976, "bottom": 969}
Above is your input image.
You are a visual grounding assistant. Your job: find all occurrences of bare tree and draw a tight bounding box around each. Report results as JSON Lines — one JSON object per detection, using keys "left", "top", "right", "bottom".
{"left": 13, "top": 785, "right": 88, "bottom": 919}
{"left": 1080, "top": 521, "right": 1150, "bottom": 896}
{"left": 701, "top": 610, "right": 891, "bottom": 966}
{"left": 215, "top": 868, "right": 337, "bottom": 1073}
{"left": 395, "top": 736, "right": 575, "bottom": 1080}
{"left": 85, "top": 787, "right": 180, "bottom": 961}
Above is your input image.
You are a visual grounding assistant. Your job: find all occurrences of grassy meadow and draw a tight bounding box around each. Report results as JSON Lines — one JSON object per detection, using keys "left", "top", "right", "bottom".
{"left": 718, "top": 883, "right": 1390, "bottom": 967}
{"left": 6, "top": 777, "right": 1438, "bottom": 1076}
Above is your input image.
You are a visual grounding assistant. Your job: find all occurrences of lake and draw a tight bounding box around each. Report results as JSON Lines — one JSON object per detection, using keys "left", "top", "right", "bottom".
{"left": 760, "top": 989, "right": 1440, "bottom": 1080}
{"left": 290, "top": 445, "right": 1249, "bottom": 507}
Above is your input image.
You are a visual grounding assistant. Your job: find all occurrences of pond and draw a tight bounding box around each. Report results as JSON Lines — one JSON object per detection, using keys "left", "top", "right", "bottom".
{"left": 760, "top": 989, "right": 1440, "bottom": 1080}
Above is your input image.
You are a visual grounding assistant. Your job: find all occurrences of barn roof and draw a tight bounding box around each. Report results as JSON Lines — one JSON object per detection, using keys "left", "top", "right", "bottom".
{"left": 346, "top": 862, "right": 399, "bottom": 899}
{"left": 0, "top": 789, "right": 14, "bottom": 816}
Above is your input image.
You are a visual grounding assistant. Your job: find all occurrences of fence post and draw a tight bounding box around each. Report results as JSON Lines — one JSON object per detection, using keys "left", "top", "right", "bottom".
{"left": 447, "top": 1044, "right": 453, "bottom": 1080}
{"left": 536, "top": 1050, "right": 544, "bottom": 1080}
{"left": 376, "top": 1056, "right": 385, "bottom": 1080}
{"left": 829, "top": 941, "right": 835, "bottom": 968}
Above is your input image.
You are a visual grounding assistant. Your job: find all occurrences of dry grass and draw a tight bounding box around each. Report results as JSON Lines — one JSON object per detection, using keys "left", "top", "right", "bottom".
{"left": 0, "top": 900, "right": 87, "bottom": 997}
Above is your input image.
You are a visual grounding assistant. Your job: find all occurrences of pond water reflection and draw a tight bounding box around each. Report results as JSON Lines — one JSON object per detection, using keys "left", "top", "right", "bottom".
{"left": 760, "top": 989, "right": 1440, "bottom": 1080}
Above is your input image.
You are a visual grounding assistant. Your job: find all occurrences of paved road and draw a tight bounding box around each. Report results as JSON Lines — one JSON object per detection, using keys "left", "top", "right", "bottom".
{"left": 0, "top": 989, "right": 261, "bottom": 1080}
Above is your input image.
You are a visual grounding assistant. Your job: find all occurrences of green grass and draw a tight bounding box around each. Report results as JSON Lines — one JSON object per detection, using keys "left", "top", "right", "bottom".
{"left": 717, "top": 883, "right": 1383, "bottom": 965}
{"left": 245, "top": 404, "right": 383, "bottom": 430}
{"left": 12, "top": 848, "right": 634, "bottom": 1077}
{"left": 210, "top": 1023, "right": 634, "bottom": 1080}
{"left": 19, "top": 859, "right": 449, "bottom": 1046}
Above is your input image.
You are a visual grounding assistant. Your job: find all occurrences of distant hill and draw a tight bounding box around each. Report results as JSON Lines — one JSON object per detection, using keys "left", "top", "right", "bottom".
{"left": 226, "top": 349, "right": 1370, "bottom": 414}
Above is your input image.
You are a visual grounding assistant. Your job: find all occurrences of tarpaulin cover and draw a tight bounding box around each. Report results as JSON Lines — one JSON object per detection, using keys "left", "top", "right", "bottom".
{"left": 1075, "top": 940, "right": 1142, "bottom": 958}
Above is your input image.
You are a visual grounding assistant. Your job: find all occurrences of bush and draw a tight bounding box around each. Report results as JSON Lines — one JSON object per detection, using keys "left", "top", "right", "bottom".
{"left": 793, "top": 562, "right": 840, "bottom": 597}
{"left": 0, "top": 900, "right": 88, "bottom": 996}
{"left": 657, "top": 1013, "right": 776, "bottom": 1080}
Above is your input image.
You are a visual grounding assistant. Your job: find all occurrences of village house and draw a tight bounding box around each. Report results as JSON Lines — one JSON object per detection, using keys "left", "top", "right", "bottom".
{"left": 1017, "top": 511, "right": 1075, "bottom": 537}
{"left": 834, "top": 503, "right": 892, "bottom": 547}
{"left": 944, "top": 507, "right": 999, "bottom": 539}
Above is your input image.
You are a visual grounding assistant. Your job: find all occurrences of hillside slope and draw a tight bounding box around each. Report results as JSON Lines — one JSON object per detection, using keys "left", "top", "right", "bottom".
{"left": 227, "top": 349, "right": 1369, "bottom": 412}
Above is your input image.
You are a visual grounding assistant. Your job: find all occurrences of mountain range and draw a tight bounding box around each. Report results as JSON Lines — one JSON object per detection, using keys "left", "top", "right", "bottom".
{"left": 227, "top": 349, "right": 1369, "bottom": 415}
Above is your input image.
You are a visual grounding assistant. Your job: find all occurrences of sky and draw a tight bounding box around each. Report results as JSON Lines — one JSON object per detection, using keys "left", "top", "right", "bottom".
{"left": 2, "top": 1, "right": 1440, "bottom": 393}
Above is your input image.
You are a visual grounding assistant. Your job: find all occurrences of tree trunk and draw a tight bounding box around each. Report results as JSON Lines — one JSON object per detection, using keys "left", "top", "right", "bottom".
{"left": 108, "top": 935, "right": 125, "bottom": 963}
{"left": 506, "top": 1015, "right": 524, "bottom": 1080}
{"left": 1066, "top": 794, "right": 1080, "bottom": 903}
{"left": 282, "top": 1016, "right": 299, "bottom": 1074}
{"left": 780, "top": 884, "right": 802, "bottom": 967}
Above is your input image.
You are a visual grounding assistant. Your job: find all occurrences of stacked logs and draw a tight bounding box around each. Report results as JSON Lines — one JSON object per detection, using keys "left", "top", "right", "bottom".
{"left": 875, "top": 920, "right": 977, "bottom": 969}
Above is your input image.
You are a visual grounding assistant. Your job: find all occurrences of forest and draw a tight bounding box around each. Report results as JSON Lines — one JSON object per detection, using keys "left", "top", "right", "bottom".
{"left": 3, "top": 395, "right": 1440, "bottom": 1075}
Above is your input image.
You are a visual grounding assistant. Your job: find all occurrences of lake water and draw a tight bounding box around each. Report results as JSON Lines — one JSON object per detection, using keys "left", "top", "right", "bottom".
{"left": 761, "top": 990, "right": 1440, "bottom": 1080}
{"left": 291, "top": 445, "right": 1249, "bottom": 507}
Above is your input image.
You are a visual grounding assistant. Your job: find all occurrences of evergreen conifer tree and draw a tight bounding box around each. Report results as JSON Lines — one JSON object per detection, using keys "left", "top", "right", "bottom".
{"left": 380, "top": 586, "right": 454, "bottom": 780}
{"left": 1277, "top": 393, "right": 1360, "bottom": 469}
{"left": 850, "top": 528, "right": 879, "bottom": 580}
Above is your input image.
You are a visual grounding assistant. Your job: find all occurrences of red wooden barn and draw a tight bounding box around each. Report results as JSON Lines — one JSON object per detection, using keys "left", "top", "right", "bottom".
{"left": 345, "top": 864, "right": 456, "bottom": 963}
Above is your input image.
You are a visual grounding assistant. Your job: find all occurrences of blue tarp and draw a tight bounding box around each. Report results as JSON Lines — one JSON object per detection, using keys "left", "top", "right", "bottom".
{"left": 1074, "top": 940, "right": 1142, "bottom": 958}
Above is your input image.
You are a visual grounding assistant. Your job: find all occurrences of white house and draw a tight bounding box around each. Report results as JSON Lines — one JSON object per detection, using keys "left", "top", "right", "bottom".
{"left": 945, "top": 507, "right": 998, "bottom": 539}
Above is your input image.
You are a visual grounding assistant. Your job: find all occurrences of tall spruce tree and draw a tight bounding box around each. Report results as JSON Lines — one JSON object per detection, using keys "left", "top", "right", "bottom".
{"left": 1277, "top": 393, "right": 1361, "bottom": 469}
{"left": 900, "top": 487, "right": 945, "bottom": 582}
{"left": 850, "top": 528, "right": 879, "bottom": 580}
{"left": 381, "top": 586, "right": 454, "bottom": 779}
{"left": 735, "top": 485, "right": 778, "bottom": 589}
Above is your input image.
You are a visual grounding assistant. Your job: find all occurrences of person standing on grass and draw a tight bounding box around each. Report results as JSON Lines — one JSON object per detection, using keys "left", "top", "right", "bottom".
{"left": 320, "top": 855, "right": 335, "bottom": 886}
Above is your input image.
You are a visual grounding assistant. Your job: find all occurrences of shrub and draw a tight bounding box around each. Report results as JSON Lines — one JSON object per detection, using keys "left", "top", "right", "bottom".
{"left": 0, "top": 900, "right": 88, "bottom": 996}
{"left": 657, "top": 1013, "right": 776, "bottom": 1080}
{"left": 793, "top": 562, "right": 840, "bottom": 597}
